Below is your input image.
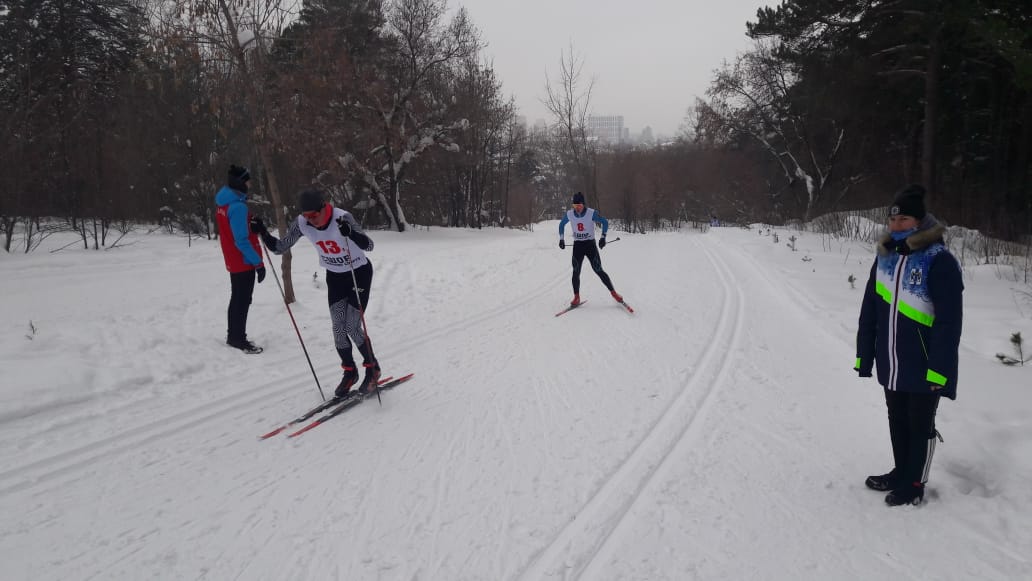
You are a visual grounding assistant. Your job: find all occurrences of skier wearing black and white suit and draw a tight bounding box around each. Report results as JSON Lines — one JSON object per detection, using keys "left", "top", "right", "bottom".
{"left": 251, "top": 189, "right": 381, "bottom": 398}
{"left": 855, "top": 184, "right": 963, "bottom": 506}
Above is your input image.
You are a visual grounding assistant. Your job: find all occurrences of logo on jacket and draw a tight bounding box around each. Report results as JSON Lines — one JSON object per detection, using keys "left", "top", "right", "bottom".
{"left": 907, "top": 268, "right": 923, "bottom": 286}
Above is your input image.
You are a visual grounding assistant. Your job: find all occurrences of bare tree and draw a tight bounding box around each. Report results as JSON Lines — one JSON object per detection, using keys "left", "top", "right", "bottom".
{"left": 338, "top": 0, "right": 480, "bottom": 232}
{"left": 702, "top": 42, "right": 844, "bottom": 221}
{"left": 163, "top": 0, "right": 301, "bottom": 300}
{"left": 542, "top": 44, "right": 596, "bottom": 202}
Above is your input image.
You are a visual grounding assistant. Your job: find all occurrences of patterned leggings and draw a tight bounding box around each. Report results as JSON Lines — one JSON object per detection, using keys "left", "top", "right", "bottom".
{"left": 326, "top": 263, "right": 373, "bottom": 365}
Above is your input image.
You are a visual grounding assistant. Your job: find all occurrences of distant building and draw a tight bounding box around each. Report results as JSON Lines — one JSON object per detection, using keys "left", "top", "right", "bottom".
{"left": 587, "top": 115, "right": 625, "bottom": 144}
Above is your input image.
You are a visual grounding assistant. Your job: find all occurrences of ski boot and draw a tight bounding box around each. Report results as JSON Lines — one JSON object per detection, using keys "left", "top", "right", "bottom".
{"left": 334, "top": 365, "right": 359, "bottom": 399}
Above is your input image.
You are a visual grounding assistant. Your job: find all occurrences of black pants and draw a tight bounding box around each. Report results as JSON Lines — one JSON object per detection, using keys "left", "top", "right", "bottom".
{"left": 227, "top": 270, "right": 256, "bottom": 342}
{"left": 571, "top": 240, "right": 614, "bottom": 294}
{"left": 884, "top": 389, "right": 941, "bottom": 486}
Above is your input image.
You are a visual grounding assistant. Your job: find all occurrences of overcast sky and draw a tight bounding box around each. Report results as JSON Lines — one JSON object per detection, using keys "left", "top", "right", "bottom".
{"left": 453, "top": 0, "right": 771, "bottom": 137}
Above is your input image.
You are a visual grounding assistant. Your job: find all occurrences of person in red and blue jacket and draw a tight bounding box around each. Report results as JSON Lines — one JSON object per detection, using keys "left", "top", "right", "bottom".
{"left": 215, "top": 165, "right": 265, "bottom": 354}
{"left": 855, "top": 184, "right": 963, "bottom": 506}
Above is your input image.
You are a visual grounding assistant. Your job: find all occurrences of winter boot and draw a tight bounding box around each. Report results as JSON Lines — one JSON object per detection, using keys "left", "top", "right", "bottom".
{"left": 885, "top": 482, "right": 925, "bottom": 506}
{"left": 610, "top": 290, "right": 623, "bottom": 302}
{"left": 334, "top": 366, "right": 360, "bottom": 399}
{"left": 865, "top": 468, "right": 900, "bottom": 492}
{"left": 226, "top": 337, "right": 263, "bottom": 354}
{"left": 570, "top": 294, "right": 582, "bottom": 307}
{"left": 357, "top": 361, "right": 381, "bottom": 395}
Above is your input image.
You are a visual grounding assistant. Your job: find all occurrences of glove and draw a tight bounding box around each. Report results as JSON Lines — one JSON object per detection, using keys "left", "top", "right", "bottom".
{"left": 857, "top": 368, "right": 872, "bottom": 378}
{"left": 336, "top": 216, "right": 352, "bottom": 237}
{"left": 256, "top": 266, "right": 266, "bottom": 283}
{"left": 599, "top": 236, "right": 606, "bottom": 249}
{"left": 249, "top": 216, "right": 267, "bottom": 234}
{"left": 559, "top": 240, "right": 565, "bottom": 250}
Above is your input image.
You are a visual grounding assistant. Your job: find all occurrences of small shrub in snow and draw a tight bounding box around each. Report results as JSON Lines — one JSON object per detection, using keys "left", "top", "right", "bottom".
{"left": 996, "top": 332, "right": 1030, "bottom": 366}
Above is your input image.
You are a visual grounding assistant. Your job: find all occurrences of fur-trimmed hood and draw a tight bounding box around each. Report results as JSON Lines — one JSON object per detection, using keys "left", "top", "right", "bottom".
{"left": 876, "top": 214, "right": 946, "bottom": 256}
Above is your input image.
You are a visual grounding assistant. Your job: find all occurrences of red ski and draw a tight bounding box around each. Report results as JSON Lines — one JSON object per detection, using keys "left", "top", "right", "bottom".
{"left": 259, "top": 376, "right": 394, "bottom": 439}
{"left": 287, "top": 373, "right": 415, "bottom": 438}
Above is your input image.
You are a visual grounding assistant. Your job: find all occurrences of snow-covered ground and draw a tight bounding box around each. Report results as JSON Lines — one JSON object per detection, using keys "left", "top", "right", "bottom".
{"left": 1, "top": 222, "right": 1030, "bottom": 580}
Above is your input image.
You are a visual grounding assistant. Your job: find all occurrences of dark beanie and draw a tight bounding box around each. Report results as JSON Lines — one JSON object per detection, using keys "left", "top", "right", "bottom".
{"left": 572, "top": 192, "right": 585, "bottom": 205}
{"left": 227, "top": 165, "right": 250, "bottom": 193}
{"left": 889, "top": 184, "right": 926, "bottom": 219}
{"left": 298, "top": 189, "right": 325, "bottom": 212}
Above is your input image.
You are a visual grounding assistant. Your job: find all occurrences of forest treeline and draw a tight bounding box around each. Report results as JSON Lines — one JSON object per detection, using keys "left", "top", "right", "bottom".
{"left": 1, "top": 0, "right": 1030, "bottom": 255}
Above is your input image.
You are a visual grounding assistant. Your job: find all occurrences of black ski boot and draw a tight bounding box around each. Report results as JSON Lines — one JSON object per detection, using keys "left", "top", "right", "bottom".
{"left": 334, "top": 366, "right": 359, "bottom": 399}
{"left": 885, "top": 482, "right": 925, "bottom": 506}
{"left": 357, "top": 362, "right": 381, "bottom": 395}
{"left": 865, "top": 468, "right": 900, "bottom": 492}
{"left": 356, "top": 341, "right": 380, "bottom": 395}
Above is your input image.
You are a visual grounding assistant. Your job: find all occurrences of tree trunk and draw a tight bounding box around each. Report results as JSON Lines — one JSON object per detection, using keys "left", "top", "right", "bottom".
{"left": 921, "top": 24, "right": 943, "bottom": 206}
{"left": 217, "top": 0, "right": 295, "bottom": 303}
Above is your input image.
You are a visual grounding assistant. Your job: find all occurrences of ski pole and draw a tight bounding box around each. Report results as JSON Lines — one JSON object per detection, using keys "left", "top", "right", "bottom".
{"left": 339, "top": 225, "right": 381, "bottom": 405}
{"left": 261, "top": 241, "right": 326, "bottom": 401}
{"left": 561, "top": 236, "right": 621, "bottom": 249}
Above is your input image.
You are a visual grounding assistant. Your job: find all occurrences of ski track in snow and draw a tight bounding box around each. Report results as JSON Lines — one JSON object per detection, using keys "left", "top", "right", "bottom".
{"left": 0, "top": 239, "right": 565, "bottom": 498}
{"left": 3, "top": 226, "right": 1031, "bottom": 580}
{"left": 515, "top": 237, "right": 745, "bottom": 580}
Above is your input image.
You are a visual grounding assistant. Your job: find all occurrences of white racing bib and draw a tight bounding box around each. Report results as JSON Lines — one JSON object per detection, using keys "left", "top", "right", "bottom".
{"left": 298, "top": 208, "right": 369, "bottom": 273}
{"left": 567, "top": 208, "right": 597, "bottom": 241}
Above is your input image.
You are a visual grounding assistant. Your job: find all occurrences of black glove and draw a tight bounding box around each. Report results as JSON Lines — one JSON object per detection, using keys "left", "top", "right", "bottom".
{"left": 599, "top": 236, "right": 606, "bottom": 249}
{"left": 857, "top": 368, "right": 872, "bottom": 378}
{"left": 336, "top": 216, "right": 351, "bottom": 237}
{"left": 260, "top": 232, "right": 278, "bottom": 250}
{"left": 249, "top": 216, "right": 267, "bottom": 234}
{"left": 256, "top": 266, "right": 266, "bottom": 283}
{"left": 559, "top": 240, "right": 565, "bottom": 250}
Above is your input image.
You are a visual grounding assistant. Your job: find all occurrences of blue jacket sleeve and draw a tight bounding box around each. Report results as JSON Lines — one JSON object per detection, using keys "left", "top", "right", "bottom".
{"left": 228, "top": 202, "right": 262, "bottom": 266}
{"left": 926, "top": 252, "right": 963, "bottom": 398}
{"left": 558, "top": 214, "right": 569, "bottom": 239}
{"left": 855, "top": 261, "right": 878, "bottom": 375}
{"left": 593, "top": 211, "right": 609, "bottom": 236}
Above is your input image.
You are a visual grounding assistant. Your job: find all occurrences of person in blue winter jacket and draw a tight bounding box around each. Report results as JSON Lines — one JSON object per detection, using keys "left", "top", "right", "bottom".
{"left": 558, "top": 192, "right": 623, "bottom": 307}
{"left": 215, "top": 165, "right": 266, "bottom": 354}
{"left": 855, "top": 184, "right": 963, "bottom": 506}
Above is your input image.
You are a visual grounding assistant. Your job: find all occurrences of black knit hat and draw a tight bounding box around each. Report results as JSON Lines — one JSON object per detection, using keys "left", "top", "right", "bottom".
{"left": 889, "top": 184, "right": 926, "bottom": 220}
{"left": 572, "top": 192, "right": 585, "bottom": 205}
{"left": 298, "top": 189, "right": 325, "bottom": 212}
{"left": 227, "top": 165, "right": 250, "bottom": 193}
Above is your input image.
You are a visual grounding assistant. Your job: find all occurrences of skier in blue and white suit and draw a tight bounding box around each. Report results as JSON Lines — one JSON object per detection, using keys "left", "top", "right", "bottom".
{"left": 558, "top": 192, "right": 623, "bottom": 307}
{"left": 855, "top": 184, "right": 963, "bottom": 507}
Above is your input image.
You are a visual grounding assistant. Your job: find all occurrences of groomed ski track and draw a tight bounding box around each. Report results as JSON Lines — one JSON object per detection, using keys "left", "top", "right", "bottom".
{"left": 2, "top": 227, "right": 1026, "bottom": 580}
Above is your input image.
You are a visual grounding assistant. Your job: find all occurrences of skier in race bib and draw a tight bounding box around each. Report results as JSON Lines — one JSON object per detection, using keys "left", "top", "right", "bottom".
{"left": 558, "top": 192, "right": 623, "bottom": 307}
{"left": 251, "top": 189, "right": 381, "bottom": 399}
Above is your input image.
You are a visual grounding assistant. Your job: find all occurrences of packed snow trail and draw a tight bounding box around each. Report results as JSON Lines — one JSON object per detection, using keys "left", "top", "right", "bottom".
{"left": 0, "top": 226, "right": 1029, "bottom": 580}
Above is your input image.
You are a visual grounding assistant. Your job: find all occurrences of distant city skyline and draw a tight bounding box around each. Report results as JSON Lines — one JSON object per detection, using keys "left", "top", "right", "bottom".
{"left": 454, "top": 1, "right": 770, "bottom": 137}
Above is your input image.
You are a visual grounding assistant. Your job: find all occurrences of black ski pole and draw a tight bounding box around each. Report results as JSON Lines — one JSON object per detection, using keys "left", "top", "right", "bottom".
{"left": 340, "top": 230, "right": 381, "bottom": 406}
{"left": 261, "top": 242, "right": 326, "bottom": 401}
